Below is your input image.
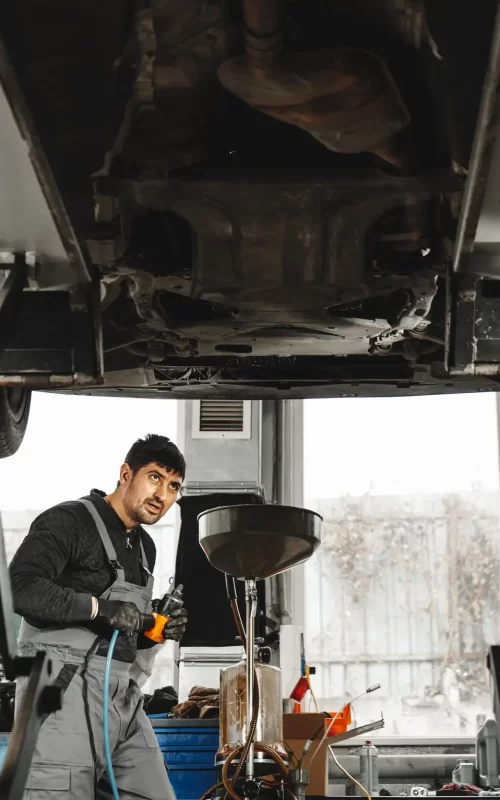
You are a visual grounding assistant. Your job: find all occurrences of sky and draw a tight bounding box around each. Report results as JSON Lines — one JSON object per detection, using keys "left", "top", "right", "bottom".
{"left": 0, "top": 390, "right": 499, "bottom": 511}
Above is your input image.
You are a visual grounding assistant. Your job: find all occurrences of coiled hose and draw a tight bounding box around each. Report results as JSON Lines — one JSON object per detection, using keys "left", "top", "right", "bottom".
{"left": 222, "top": 742, "right": 288, "bottom": 800}
{"left": 104, "top": 629, "right": 121, "bottom": 800}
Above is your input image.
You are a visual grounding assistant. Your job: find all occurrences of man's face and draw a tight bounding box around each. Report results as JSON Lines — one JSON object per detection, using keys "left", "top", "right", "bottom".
{"left": 120, "top": 461, "right": 183, "bottom": 526}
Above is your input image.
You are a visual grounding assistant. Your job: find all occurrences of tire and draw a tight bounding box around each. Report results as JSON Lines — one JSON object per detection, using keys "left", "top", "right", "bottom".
{"left": 0, "top": 388, "right": 31, "bottom": 458}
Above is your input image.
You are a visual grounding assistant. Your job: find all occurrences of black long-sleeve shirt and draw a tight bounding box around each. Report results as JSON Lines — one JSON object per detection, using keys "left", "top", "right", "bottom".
{"left": 9, "top": 490, "right": 157, "bottom": 662}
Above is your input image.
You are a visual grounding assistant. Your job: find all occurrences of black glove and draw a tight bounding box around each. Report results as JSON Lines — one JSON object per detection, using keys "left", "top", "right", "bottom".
{"left": 97, "top": 599, "right": 143, "bottom": 636}
{"left": 162, "top": 607, "right": 188, "bottom": 642}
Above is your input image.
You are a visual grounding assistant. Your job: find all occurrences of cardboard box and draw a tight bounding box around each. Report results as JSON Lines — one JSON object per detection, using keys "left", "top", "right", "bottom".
{"left": 283, "top": 714, "right": 329, "bottom": 797}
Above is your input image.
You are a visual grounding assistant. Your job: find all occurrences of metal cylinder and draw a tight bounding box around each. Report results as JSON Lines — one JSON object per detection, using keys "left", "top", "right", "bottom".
{"left": 217, "top": 659, "right": 287, "bottom": 774}
{"left": 289, "top": 769, "right": 309, "bottom": 800}
{"left": 245, "top": 580, "right": 257, "bottom": 780}
{"left": 329, "top": 754, "right": 473, "bottom": 780}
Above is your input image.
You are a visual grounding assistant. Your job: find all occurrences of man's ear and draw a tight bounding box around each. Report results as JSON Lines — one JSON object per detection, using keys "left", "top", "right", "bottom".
{"left": 119, "top": 463, "right": 133, "bottom": 486}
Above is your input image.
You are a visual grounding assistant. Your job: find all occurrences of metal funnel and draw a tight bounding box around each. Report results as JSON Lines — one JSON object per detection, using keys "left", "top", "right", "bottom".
{"left": 198, "top": 504, "right": 322, "bottom": 580}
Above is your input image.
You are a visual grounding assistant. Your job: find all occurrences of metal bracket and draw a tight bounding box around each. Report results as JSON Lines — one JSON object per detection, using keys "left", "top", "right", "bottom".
{"left": 0, "top": 255, "right": 27, "bottom": 338}
{"left": 177, "top": 653, "right": 242, "bottom": 665}
{"left": 446, "top": 273, "right": 500, "bottom": 377}
{"left": 0, "top": 268, "right": 104, "bottom": 387}
{"left": 182, "top": 481, "right": 265, "bottom": 498}
{"left": 325, "top": 716, "right": 385, "bottom": 746}
{"left": 0, "top": 652, "right": 62, "bottom": 800}
{"left": 0, "top": 514, "right": 62, "bottom": 799}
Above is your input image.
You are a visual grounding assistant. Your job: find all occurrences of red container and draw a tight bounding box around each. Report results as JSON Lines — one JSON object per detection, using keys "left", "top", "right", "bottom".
{"left": 290, "top": 676, "right": 309, "bottom": 703}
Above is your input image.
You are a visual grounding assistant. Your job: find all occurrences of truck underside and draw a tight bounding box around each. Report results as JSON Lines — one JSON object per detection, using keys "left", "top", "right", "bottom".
{"left": 1, "top": 0, "right": 500, "bottom": 422}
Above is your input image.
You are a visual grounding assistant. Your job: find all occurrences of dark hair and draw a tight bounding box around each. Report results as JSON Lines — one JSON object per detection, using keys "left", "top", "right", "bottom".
{"left": 125, "top": 434, "right": 186, "bottom": 479}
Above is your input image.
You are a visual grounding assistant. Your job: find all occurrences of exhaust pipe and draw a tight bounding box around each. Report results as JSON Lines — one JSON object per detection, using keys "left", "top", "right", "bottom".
{"left": 219, "top": 0, "right": 415, "bottom": 171}
{"left": 243, "top": 0, "right": 286, "bottom": 70}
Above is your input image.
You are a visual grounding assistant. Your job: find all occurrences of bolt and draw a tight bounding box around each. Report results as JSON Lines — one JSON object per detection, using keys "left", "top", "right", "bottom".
{"left": 458, "top": 289, "right": 476, "bottom": 303}
{"left": 243, "top": 779, "right": 261, "bottom": 799}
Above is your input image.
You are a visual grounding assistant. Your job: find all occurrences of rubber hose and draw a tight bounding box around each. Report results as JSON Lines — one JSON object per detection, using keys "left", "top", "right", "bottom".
{"left": 104, "top": 629, "right": 121, "bottom": 800}
{"left": 230, "top": 600, "right": 246, "bottom": 650}
{"left": 230, "top": 600, "right": 246, "bottom": 649}
{"left": 225, "top": 574, "right": 237, "bottom": 601}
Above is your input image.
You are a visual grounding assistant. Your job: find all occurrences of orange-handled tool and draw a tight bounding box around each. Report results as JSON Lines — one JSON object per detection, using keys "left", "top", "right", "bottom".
{"left": 143, "top": 583, "right": 184, "bottom": 643}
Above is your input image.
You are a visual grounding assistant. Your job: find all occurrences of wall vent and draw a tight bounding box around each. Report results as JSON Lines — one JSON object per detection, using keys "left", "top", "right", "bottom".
{"left": 192, "top": 400, "right": 252, "bottom": 439}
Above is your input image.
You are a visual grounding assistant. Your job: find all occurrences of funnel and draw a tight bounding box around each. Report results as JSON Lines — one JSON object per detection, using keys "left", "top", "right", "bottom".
{"left": 198, "top": 504, "right": 322, "bottom": 580}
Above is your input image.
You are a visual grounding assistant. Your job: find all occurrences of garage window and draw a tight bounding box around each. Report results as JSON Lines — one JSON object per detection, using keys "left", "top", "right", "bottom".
{"left": 304, "top": 393, "right": 500, "bottom": 736}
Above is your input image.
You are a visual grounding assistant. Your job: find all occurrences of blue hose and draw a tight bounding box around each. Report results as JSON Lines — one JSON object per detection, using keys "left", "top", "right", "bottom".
{"left": 104, "top": 629, "right": 121, "bottom": 800}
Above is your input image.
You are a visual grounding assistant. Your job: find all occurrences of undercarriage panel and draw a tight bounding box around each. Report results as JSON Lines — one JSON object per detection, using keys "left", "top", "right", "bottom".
{"left": 1, "top": 0, "right": 500, "bottom": 396}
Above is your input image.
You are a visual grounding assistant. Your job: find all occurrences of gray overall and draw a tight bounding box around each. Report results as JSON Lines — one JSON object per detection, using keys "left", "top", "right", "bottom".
{"left": 15, "top": 499, "right": 176, "bottom": 800}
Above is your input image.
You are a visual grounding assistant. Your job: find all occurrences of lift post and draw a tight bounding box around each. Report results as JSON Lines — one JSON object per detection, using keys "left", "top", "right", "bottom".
{"left": 176, "top": 399, "right": 306, "bottom": 697}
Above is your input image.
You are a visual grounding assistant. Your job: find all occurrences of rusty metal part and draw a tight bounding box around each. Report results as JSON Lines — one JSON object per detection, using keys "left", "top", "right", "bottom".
{"left": 102, "top": 0, "right": 237, "bottom": 180}
{"left": 154, "top": 22, "right": 233, "bottom": 91}
{"left": 96, "top": 170, "right": 458, "bottom": 312}
{"left": 218, "top": 49, "right": 411, "bottom": 167}
{"left": 96, "top": 170, "right": 456, "bottom": 359}
{"left": 0, "top": 374, "right": 90, "bottom": 387}
{"left": 376, "top": 202, "right": 430, "bottom": 252}
{"left": 243, "top": 0, "right": 286, "bottom": 70}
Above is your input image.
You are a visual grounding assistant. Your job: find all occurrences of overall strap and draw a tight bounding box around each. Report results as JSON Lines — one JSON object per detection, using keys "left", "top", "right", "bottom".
{"left": 78, "top": 499, "right": 126, "bottom": 582}
{"left": 139, "top": 536, "right": 154, "bottom": 593}
{"left": 139, "top": 536, "right": 152, "bottom": 575}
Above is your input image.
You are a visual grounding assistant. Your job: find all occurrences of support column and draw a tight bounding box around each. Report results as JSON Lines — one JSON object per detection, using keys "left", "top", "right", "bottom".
{"left": 261, "top": 400, "right": 305, "bottom": 693}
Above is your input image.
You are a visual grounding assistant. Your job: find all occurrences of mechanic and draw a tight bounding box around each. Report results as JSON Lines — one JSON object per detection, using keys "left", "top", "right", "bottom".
{"left": 9, "top": 433, "right": 187, "bottom": 800}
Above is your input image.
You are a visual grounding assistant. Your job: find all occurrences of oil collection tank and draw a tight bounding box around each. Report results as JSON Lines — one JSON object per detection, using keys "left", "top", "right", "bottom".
{"left": 217, "top": 659, "right": 288, "bottom": 774}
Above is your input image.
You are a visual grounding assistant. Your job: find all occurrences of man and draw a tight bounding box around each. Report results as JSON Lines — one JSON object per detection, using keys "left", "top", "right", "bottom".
{"left": 9, "top": 433, "right": 188, "bottom": 800}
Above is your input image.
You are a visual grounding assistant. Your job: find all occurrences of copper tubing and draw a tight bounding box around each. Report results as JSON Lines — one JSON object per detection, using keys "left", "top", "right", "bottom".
{"left": 243, "top": 0, "right": 286, "bottom": 69}
{"left": 222, "top": 741, "right": 289, "bottom": 800}
{"left": 201, "top": 782, "right": 224, "bottom": 800}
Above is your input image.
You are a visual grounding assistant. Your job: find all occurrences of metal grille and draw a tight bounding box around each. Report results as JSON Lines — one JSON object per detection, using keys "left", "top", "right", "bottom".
{"left": 199, "top": 400, "right": 245, "bottom": 432}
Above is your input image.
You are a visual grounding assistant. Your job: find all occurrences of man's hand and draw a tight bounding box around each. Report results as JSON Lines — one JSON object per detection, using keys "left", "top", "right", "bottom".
{"left": 96, "top": 599, "right": 143, "bottom": 636}
{"left": 162, "top": 607, "right": 188, "bottom": 642}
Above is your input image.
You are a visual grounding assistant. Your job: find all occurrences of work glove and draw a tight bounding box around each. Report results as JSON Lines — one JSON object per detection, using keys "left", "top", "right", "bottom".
{"left": 97, "top": 599, "right": 143, "bottom": 636}
{"left": 161, "top": 607, "right": 188, "bottom": 642}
